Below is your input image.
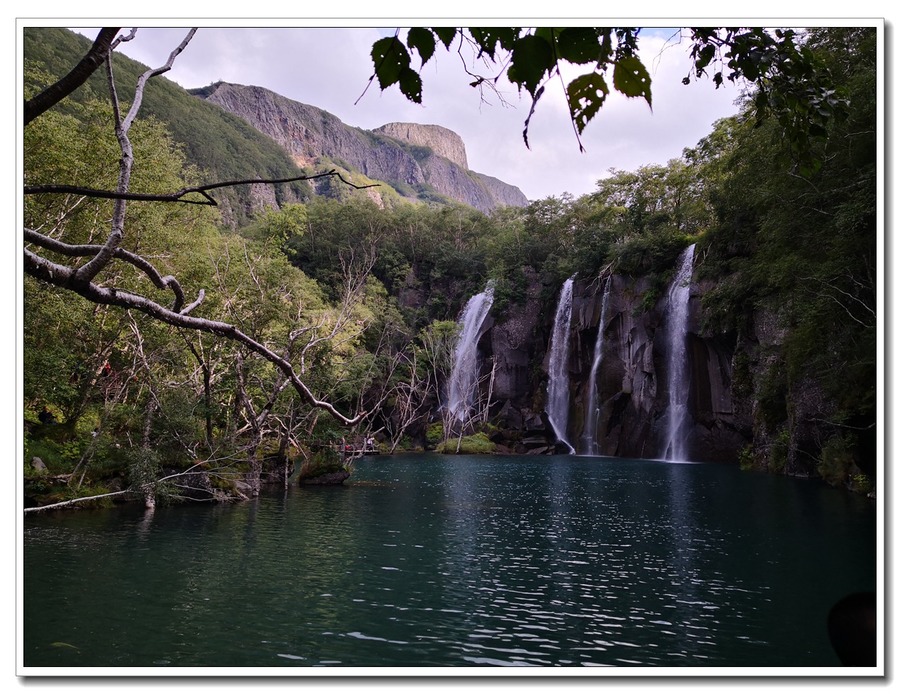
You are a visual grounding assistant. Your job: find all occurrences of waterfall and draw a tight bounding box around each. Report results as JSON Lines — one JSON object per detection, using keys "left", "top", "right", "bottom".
{"left": 580, "top": 277, "right": 612, "bottom": 456}
{"left": 662, "top": 244, "right": 696, "bottom": 462}
{"left": 446, "top": 283, "right": 495, "bottom": 424}
{"left": 546, "top": 277, "right": 575, "bottom": 453}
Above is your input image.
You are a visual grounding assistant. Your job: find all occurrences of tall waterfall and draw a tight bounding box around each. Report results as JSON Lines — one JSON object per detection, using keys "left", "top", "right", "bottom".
{"left": 446, "top": 283, "right": 495, "bottom": 424}
{"left": 580, "top": 277, "right": 612, "bottom": 456}
{"left": 546, "top": 277, "right": 575, "bottom": 453}
{"left": 662, "top": 244, "right": 696, "bottom": 462}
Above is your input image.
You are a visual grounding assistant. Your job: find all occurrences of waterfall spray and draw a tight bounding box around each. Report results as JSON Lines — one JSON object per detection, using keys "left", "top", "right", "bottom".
{"left": 662, "top": 244, "right": 696, "bottom": 461}
{"left": 580, "top": 277, "right": 612, "bottom": 455}
{"left": 446, "top": 283, "right": 494, "bottom": 424}
{"left": 546, "top": 277, "right": 575, "bottom": 453}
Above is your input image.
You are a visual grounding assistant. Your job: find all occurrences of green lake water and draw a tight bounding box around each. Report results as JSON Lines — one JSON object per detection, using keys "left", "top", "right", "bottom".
{"left": 22, "top": 454, "right": 877, "bottom": 669}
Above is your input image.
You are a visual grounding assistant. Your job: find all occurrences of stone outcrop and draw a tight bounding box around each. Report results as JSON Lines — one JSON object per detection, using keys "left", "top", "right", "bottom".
{"left": 471, "top": 172, "right": 532, "bottom": 209}
{"left": 299, "top": 470, "right": 350, "bottom": 485}
{"left": 194, "top": 82, "right": 528, "bottom": 212}
{"left": 374, "top": 122, "right": 469, "bottom": 169}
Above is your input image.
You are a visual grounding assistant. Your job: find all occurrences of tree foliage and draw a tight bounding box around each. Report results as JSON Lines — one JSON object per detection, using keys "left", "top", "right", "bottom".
{"left": 22, "top": 28, "right": 386, "bottom": 508}
{"left": 694, "top": 26, "right": 876, "bottom": 477}
{"left": 370, "top": 27, "right": 846, "bottom": 158}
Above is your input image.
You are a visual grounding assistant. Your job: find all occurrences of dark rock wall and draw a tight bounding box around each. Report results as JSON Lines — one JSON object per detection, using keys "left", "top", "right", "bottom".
{"left": 471, "top": 271, "right": 752, "bottom": 462}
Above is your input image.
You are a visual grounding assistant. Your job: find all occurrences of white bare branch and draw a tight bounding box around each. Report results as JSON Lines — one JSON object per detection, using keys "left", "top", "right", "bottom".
{"left": 23, "top": 28, "right": 363, "bottom": 428}
{"left": 24, "top": 246, "right": 362, "bottom": 425}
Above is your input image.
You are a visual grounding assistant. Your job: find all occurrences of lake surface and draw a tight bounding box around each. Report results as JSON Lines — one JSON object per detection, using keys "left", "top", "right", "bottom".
{"left": 22, "top": 454, "right": 877, "bottom": 670}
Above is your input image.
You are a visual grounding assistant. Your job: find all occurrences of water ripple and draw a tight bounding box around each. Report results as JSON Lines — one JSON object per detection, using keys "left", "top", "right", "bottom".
{"left": 22, "top": 454, "right": 876, "bottom": 668}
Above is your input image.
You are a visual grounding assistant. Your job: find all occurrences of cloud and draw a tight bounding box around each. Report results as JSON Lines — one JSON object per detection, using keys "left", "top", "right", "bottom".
{"left": 83, "top": 26, "right": 743, "bottom": 201}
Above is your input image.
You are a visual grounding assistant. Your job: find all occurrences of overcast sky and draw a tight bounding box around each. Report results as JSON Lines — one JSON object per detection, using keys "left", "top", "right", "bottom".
{"left": 68, "top": 25, "right": 747, "bottom": 201}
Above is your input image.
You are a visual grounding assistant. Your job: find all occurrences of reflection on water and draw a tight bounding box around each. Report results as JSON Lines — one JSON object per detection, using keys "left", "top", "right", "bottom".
{"left": 23, "top": 454, "right": 876, "bottom": 668}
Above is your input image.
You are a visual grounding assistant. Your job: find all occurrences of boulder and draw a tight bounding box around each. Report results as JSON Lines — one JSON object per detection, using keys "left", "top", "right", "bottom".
{"left": 299, "top": 470, "right": 350, "bottom": 486}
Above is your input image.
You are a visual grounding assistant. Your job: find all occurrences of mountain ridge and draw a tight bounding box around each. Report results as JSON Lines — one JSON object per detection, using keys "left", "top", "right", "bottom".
{"left": 193, "top": 81, "right": 529, "bottom": 212}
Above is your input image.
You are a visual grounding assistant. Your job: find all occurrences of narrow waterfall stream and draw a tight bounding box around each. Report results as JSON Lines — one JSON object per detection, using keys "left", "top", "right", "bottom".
{"left": 662, "top": 244, "right": 696, "bottom": 461}
{"left": 446, "top": 283, "right": 494, "bottom": 425}
{"left": 546, "top": 277, "right": 575, "bottom": 453}
{"left": 580, "top": 277, "right": 612, "bottom": 456}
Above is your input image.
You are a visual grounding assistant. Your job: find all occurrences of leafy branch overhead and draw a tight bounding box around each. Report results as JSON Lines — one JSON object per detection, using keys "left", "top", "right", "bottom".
{"left": 369, "top": 27, "right": 846, "bottom": 160}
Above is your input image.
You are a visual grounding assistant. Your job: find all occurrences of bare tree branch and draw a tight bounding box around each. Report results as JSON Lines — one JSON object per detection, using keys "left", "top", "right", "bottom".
{"left": 73, "top": 30, "right": 198, "bottom": 287}
{"left": 24, "top": 27, "right": 121, "bottom": 125}
{"left": 24, "top": 170, "right": 380, "bottom": 206}
{"left": 23, "top": 489, "right": 131, "bottom": 513}
{"left": 25, "top": 227, "right": 191, "bottom": 313}
{"left": 23, "top": 27, "right": 366, "bottom": 436}
{"left": 24, "top": 246, "right": 363, "bottom": 425}
{"left": 799, "top": 274, "right": 876, "bottom": 328}
{"left": 23, "top": 458, "right": 242, "bottom": 513}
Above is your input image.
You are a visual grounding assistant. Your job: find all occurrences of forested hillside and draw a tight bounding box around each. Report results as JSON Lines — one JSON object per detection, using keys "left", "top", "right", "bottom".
{"left": 22, "top": 26, "right": 877, "bottom": 511}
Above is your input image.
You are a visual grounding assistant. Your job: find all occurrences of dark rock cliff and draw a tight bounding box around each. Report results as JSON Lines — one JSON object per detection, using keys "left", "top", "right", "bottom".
{"left": 454, "top": 270, "right": 753, "bottom": 462}
{"left": 194, "top": 82, "right": 529, "bottom": 212}
{"left": 388, "top": 248, "right": 849, "bottom": 473}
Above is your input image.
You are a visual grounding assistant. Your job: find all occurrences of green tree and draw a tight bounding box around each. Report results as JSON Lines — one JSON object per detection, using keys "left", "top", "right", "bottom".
{"left": 23, "top": 29, "right": 390, "bottom": 509}
{"left": 24, "top": 29, "right": 364, "bottom": 427}
{"left": 694, "top": 27, "right": 876, "bottom": 479}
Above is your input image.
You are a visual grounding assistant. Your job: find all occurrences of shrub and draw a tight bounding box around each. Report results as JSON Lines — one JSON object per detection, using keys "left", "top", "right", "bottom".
{"left": 738, "top": 444, "right": 756, "bottom": 471}
{"left": 850, "top": 472, "right": 873, "bottom": 495}
{"left": 436, "top": 432, "right": 496, "bottom": 454}
{"left": 425, "top": 422, "right": 444, "bottom": 447}
{"left": 769, "top": 428, "right": 790, "bottom": 474}
{"left": 818, "top": 435, "right": 855, "bottom": 487}
{"left": 297, "top": 447, "right": 348, "bottom": 481}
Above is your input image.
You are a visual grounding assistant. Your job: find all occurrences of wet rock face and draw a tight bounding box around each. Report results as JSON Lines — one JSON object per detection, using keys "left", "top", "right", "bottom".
{"left": 588, "top": 277, "right": 748, "bottom": 462}
{"left": 489, "top": 270, "right": 543, "bottom": 402}
{"left": 196, "top": 83, "right": 528, "bottom": 212}
{"left": 482, "top": 274, "right": 752, "bottom": 463}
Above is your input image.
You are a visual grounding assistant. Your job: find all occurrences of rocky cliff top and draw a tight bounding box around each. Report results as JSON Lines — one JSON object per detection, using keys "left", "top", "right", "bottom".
{"left": 374, "top": 122, "right": 469, "bottom": 170}
{"left": 194, "top": 82, "right": 528, "bottom": 212}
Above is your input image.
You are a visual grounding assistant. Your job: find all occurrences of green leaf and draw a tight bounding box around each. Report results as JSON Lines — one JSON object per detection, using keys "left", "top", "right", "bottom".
{"left": 612, "top": 54, "right": 652, "bottom": 106}
{"left": 566, "top": 72, "right": 609, "bottom": 134}
{"left": 371, "top": 37, "right": 411, "bottom": 91}
{"left": 533, "top": 27, "right": 560, "bottom": 44}
{"left": 507, "top": 34, "right": 555, "bottom": 96}
{"left": 407, "top": 28, "right": 436, "bottom": 65}
{"left": 695, "top": 43, "right": 716, "bottom": 71}
{"left": 754, "top": 89, "right": 769, "bottom": 115}
{"left": 431, "top": 27, "right": 458, "bottom": 49}
{"left": 398, "top": 67, "right": 423, "bottom": 104}
{"left": 556, "top": 28, "right": 602, "bottom": 64}
{"left": 598, "top": 30, "right": 613, "bottom": 65}
{"left": 469, "top": 27, "right": 518, "bottom": 59}
{"left": 808, "top": 122, "right": 829, "bottom": 138}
